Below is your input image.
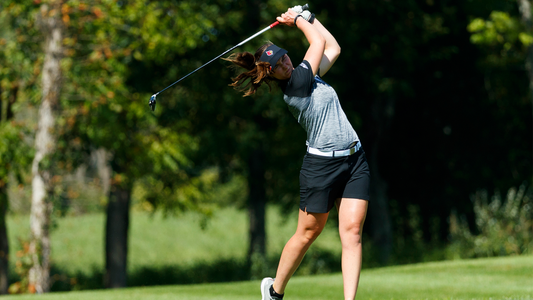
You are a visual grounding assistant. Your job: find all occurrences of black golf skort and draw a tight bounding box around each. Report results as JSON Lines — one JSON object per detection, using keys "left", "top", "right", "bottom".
{"left": 299, "top": 148, "right": 370, "bottom": 213}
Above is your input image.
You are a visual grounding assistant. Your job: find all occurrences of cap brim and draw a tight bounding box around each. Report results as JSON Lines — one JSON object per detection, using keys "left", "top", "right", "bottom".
{"left": 259, "top": 44, "right": 288, "bottom": 66}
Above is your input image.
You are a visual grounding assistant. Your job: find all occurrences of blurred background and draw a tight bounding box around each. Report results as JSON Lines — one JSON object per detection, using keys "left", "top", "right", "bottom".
{"left": 0, "top": 0, "right": 532, "bottom": 294}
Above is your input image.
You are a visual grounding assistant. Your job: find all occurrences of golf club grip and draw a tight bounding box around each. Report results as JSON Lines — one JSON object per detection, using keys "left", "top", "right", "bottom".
{"left": 270, "top": 21, "right": 280, "bottom": 28}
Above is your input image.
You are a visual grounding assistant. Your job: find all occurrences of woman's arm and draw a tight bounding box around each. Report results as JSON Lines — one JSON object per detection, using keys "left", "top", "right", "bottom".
{"left": 311, "top": 18, "right": 341, "bottom": 77}
{"left": 277, "top": 9, "right": 325, "bottom": 76}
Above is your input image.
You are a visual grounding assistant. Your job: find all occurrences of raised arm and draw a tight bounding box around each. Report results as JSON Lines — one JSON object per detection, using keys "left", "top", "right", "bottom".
{"left": 311, "top": 18, "right": 341, "bottom": 77}
{"left": 277, "top": 9, "right": 325, "bottom": 77}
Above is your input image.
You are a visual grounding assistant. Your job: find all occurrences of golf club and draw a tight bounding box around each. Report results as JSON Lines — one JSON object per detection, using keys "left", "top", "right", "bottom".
{"left": 148, "top": 4, "right": 309, "bottom": 111}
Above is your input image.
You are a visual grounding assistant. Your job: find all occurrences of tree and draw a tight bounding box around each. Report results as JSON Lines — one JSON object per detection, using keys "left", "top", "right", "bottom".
{"left": 52, "top": 0, "right": 237, "bottom": 287}
{"left": 516, "top": 0, "right": 533, "bottom": 178}
{"left": 1, "top": 0, "right": 48, "bottom": 293}
{"left": 309, "top": 0, "right": 531, "bottom": 263}
{"left": 27, "top": 0, "right": 65, "bottom": 293}
{"left": 153, "top": 0, "right": 308, "bottom": 275}
{"left": 0, "top": 123, "right": 32, "bottom": 294}
{"left": 107, "top": 0, "right": 295, "bottom": 279}
{"left": 467, "top": 1, "right": 532, "bottom": 184}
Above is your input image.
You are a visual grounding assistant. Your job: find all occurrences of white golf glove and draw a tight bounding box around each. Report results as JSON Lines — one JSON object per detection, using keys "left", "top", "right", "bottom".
{"left": 290, "top": 5, "right": 304, "bottom": 13}
{"left": 298, "top": 10, "right": 313, "bottom": 22}
{"left": 290, "top": 4, "right": 314, "bottom": 23}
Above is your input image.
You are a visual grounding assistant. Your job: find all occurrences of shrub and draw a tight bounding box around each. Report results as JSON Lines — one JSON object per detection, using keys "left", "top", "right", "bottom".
{"left": 8, "top": 238, "right": 33, "bottom": 294}
{"left": 447, "top": 184, "right": 533, "bottom": 259}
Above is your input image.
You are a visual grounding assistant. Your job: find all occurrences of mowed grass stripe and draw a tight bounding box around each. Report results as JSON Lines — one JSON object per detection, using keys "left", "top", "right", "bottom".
{"left": 358, "top": 256, "right": 532, "bottom": 299}
{"left": 3, "top": 255, "right": 532, "bottom": 300}
{"left": 7, "top": 207, "right": 341, "bottom": 276}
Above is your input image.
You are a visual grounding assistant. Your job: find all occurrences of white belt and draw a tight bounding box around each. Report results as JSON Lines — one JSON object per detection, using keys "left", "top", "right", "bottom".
{"left": 307, "top": 142, "right": 361, "bottom": 157}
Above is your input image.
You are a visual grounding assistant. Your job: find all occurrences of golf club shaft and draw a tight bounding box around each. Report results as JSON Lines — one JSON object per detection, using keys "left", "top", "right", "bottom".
{"left": 154, "top": 21, "right": 280, "bottom": 97}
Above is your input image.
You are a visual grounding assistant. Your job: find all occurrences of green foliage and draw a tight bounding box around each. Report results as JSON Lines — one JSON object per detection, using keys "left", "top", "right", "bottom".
{"left": 385, "top": 202, "right": 446, "bottom": 266}
{"left": 0, "top": 0, "right": 41, "bottom": 87}
{"left": 0, "top": 1, "right": 37, "bottom": 188}
{"left": 467, "top": 10, "right": 532, "bottom": 68}
{"left": 448, "top": 184, "right": 533, "bottom": 259}
{"left": 0, "top": 122, "right": 33, "bottom": 181}
{"left": 468, "top": 9, "right": 533, "bottom": 48}
{"left": 134, "top": 167, "right": 221, "bottom": 218}
{"left": 8, "top": 238, "right": 32, "bottom": 294}
{"left": 42, "top": 0, "right": 242, "bottom": 214}
{"left": 469, "top": 12, "right": 523, "bottom": 46}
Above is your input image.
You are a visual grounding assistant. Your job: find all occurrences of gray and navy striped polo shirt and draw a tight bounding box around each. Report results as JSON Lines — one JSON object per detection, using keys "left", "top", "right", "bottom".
{"left": 279, "top": 60, "right": 359, "bottom": 152}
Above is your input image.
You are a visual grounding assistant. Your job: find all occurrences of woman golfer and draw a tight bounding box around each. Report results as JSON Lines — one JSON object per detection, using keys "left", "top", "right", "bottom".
{"left": 225, "top": 6, "right": 370, "bottom": 300}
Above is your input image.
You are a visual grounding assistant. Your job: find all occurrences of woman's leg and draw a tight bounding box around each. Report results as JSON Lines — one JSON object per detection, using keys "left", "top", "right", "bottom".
{"left": 337, "top": 198, "right": 368, "bottom": 300}
{"left": 272, "top": 209, "right": 329, "bottom": 295}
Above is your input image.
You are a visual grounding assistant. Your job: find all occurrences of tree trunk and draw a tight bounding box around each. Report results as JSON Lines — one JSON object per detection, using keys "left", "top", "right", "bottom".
{"left": 0, "top": 85, "right": 15, "bottom": 294}
{"left": 517, "top": 0, "right": 533, "bottom": 182}
{"left": 367, "top": 146, "right": 393, "bottom": 264}
{"left": 104, "top": 183, "right": 131, "bottom": 288}
{"left": 244, "top": 0, "right": 268, "bottom": 277}
{"left": 29, "top": 1, "right": 64, "bottom": 293}
{"left": 0, "top": 189, "right": 9, "bottom": 294}
{"left": 247, "top": 148, "right": 267, "bottom": 259}
{"left": 92, "top": 148, "right": 112, "bottom": 197}
{"left": 247, "top": 147, "right": 267, "bottom": 278}
{"left": 366, "top": 95, "right": 394, "bottom": 265}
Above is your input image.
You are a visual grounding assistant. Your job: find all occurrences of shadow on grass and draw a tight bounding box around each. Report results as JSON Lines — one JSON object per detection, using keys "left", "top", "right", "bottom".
{"left": 8, "top": 241, "right": 446, "bottom": 292}
{"left": 129, "top": 258, "right": 251, "bottom": 286}
{"left": 41, "top": 247, "right": 341, "bottom": 292}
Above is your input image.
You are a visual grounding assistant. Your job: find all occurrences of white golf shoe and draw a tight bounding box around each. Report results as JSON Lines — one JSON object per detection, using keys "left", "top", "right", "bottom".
{"left": 260, "top": 277, "right": 282, "bottom": 300}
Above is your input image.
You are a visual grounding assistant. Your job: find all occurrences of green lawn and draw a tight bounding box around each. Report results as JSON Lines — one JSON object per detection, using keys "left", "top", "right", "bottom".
{"left": 2, "top": 255, "right": 532, "bottom": 299}
{"left": 6, "top": 207, "right": 532, "bottom": 299}
{"left": 7, "top": 206, "right": 341, "bottom": 279}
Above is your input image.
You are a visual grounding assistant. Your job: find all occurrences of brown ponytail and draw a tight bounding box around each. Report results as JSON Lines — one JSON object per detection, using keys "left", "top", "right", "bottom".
{"left": 223, "top": 42, "right": 277, "bottom": 97}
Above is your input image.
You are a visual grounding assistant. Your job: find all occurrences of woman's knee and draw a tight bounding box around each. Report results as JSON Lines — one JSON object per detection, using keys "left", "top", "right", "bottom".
{"left": 339, "top": 221, "right": 364, "bottom": 244}
{"left": 337, "top": 198, "right": 367, "bottom": 243}
{"left": 296, "top": 225, "right": 324, "bottom": 244}
{"left": 296, "top": 211, "right": 328, "bottom": 244}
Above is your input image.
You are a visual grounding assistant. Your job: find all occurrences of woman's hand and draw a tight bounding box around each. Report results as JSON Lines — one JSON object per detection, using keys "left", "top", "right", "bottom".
{"left": 277, "top": 7, "right": 326, "bottom": 77}
{"left": 276, "top": 9, "right": 299, "bottom": 27}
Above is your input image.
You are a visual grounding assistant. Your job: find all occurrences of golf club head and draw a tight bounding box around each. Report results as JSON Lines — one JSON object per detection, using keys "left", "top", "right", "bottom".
{"left": 302, "top": 3, "right": 309, "bottom": 10}
{"left": 149, "top": 94, "right": 157, "bottom": 111}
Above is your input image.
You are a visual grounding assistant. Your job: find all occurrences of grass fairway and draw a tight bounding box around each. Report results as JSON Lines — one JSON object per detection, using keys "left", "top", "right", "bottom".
{"left": 3, "top": 255, "right": 532, "bottom": 299}
{"left": 7, "top": 207, "right": 342, "bottom": 279}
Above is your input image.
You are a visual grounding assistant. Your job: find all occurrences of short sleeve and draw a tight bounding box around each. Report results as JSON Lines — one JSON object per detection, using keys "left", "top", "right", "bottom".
{"left": 280, "top": 60, "right": 314, "bottom": 97}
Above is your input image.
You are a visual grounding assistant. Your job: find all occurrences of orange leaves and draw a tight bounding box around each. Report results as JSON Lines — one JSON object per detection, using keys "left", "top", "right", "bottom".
{"left": 111, "top": 173, "right": 125, "bottom": 186}
{"left": 61, "top": 3, "right": 70, "bottom": 24}
{"left": 92, "top": 6, "right": 103, "bottom": 19}
{"left": 103, "top": 47, "right": 113, "bottom": 59}
{"left": 78, "top": 3, "right": 87, "bottom": 11}
{"left": 67, "top": 187, "right": 80, "bottom": 199}
{"left": 52, "top": 2, "right": 104, "bottom": 26}
{"left": 89, "top": 46, "right": 114, "bottom": 62}
{"left": 61, "top": 3, "right": 69, "bottom": 15}
{"left": 66, "top": 115, "right": 76, "bottom": 127}
{"left": 9, "top": 239, "right": 33, "bottom": 294}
